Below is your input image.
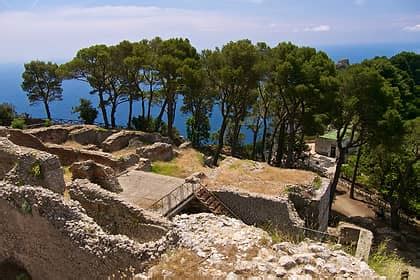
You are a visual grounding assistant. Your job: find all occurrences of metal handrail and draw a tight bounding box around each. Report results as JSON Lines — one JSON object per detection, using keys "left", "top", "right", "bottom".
{"left": 149, "top": 182, "right": 198, "bottom": 214}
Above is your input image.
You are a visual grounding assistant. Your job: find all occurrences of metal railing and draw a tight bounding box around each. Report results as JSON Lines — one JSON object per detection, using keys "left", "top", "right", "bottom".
{"left": 149, "top": 183, "right": 199, "bottom": 216}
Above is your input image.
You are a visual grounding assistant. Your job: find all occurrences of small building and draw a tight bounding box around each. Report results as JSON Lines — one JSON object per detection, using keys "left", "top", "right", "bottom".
{"left": 315, "top": 130, "right": 352, "bottom": 158}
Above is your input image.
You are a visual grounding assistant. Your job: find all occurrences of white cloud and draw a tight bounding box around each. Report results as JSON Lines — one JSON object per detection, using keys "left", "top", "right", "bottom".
{"left": 303, "top": 25, "right": 331, "bottom": 32}
{"left": 403, "top": 24, "right": 420, "bottom": 32}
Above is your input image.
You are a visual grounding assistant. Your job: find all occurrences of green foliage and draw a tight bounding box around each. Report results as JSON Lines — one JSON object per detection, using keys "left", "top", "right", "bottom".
{"left": 11, "top": 118, "right": 26, "bottom": 129}
{"left": 21, "top": 60, "right": 63, "bottom": 119}
{"left": 369, "top": 240, "right": 408, "bottom": 279}
{"left": 132, "top": 115, "right": 160, "bottom": 132}
{"left": 186, "top": 116, "right": 210, "bottom": 147}
{"left": 20, "top": 199, "right": 32, "bottom": 214}
{"left": 313, "top": 176, "right": 322, "bottom": 190}
{"left": 0, "top": 103, "right": 16, "bottom": 126}
{"left": 151, "top": 162, "right": 181, "bottom": 177}
{"left": 72, "top": 98, "right": 98, "bottom": 124}
{"left": 43, "top": 118, "right": 53, "bottom": 127}
{"left": 30, "top": 162, "right": 42, "bottom": 178}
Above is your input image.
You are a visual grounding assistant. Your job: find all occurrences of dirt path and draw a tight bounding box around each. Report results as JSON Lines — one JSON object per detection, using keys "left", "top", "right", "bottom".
{"left": 118, "top": 170, "right": 184, "bottom": 209}
{"left": 332, "top": 184, "right": 376, "bottom": 218}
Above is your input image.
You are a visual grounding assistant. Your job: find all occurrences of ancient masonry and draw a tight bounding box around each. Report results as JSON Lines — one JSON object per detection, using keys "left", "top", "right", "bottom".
{"left": 0, "top": 125, "right": 378, "bottom": 279}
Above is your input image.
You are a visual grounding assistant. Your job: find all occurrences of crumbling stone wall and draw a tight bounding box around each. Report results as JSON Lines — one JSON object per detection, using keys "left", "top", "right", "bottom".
{"left": 68, "top": 126, "right": 114, "bottom": 146}
{"left": 102, "top": 131, "right": 172, "bottom": 152}
{"left": 26, "top": 125, "right": 82, "bottom": 144}
{"left": 69, "top": 179, "right": 170, "bottom": 243}
{"left": 0, "top": 127, "right": 47, "bottom": 151}
{"left": 288, "top": 177, "right": 332, "bottom": 231}
{"left": 212, "top": 189, "right": 304, "bottom": 234}
{"left": 0, "top": 183, "right": 175, "bottom": 280}
{"left": 0, "top": 137, "right": 65, "bottom": 193}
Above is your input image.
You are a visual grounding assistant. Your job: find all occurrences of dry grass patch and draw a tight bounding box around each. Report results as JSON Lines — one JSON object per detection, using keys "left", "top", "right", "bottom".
{"left": 151, "top": 149, "right": 209, "bottom": 178}
{"left": 62, "top": 166, "right": 72, "bottom": 183}
{"left": 149, "top": 249, "right": 211, "bottom": 280}
{"left": 111, "top": 147, "right": 138, "bottom": 158}
{"left": 204, "top": 158, "right": 317, "bottom": 196}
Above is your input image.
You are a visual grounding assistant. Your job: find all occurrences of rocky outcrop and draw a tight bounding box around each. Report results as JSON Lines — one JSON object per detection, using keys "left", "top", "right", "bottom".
{"left": 70, "top": 160, "right": 122, "bottom": 193}
{"left": 68, "top": 126, "right": 114, "bottom": 146}
{"left": 136, "top": 142, "right": 174, "bottom": 162}
{"left": 0, "top": 183, "right": 175, "bottom": 280}
{"left": 142, "top": 214, "right": 379, "bottom": 279}
{"left": 102, "top": 131, "right": 171, "bottom": 153}
{"left": 0, "top": 137, "right": 65, "bottom": 193}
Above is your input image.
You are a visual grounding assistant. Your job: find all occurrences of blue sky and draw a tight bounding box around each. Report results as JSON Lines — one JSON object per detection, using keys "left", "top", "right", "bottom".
{"left": 0, "top": 0, "right": 419, "bottom": 62}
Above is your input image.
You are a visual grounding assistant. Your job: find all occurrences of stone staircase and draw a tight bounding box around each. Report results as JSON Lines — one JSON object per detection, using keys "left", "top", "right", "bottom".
{"left": 194, "top": 185, "right": 237, "bottom": 218}
{"left": 149, "top": 183, "right": 239, "bottom": 219}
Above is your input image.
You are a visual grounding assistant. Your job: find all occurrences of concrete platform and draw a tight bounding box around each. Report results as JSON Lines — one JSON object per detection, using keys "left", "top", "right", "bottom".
{"left": 118, "top": 170, "right": 184, "bottom": 209}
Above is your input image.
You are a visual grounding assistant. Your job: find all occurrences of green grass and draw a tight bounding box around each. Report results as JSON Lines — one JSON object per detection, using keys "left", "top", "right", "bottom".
{"left": 368, "top": 240, "right": 408, "bottom": 279}
{"left": 261, "top": 222, "right": 304, "bottom": 244}
{"left": 151, "top": 161, "right": 182, "bottom": 177}
{"left": 313, "top": 176, "right": 322, "bottom": 190}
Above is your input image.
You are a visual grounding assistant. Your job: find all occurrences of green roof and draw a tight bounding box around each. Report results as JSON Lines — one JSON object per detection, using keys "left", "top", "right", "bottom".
{"left": 321, "top": 130, "right": 338, "bottom": 140}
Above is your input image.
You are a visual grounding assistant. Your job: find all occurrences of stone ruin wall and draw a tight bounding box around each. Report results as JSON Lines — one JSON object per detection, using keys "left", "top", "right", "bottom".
{"left": 212, "top": 189, "right": 305, "bottom": 234}
{"left": 287, "top": 177, "right": 332, "bottom": 232}
{"left": 0, "top": 183, "right": 176, "bottom": 280}
{"left": 0, "top": 137, "right": 65, "bottom": 193}
{"left": 69, "top": 179, "right": 171, "bottom": 243}
{"left": 211, "top": 176, "right": 332, "bottom": 234}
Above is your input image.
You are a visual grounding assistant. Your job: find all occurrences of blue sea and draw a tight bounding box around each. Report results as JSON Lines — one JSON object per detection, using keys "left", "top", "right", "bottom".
{"left": 1, "top": 42, "right": 418, "bottom": 143}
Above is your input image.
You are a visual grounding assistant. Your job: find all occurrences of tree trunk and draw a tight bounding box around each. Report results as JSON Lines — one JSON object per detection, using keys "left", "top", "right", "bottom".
{"left": 251, "top": 123, "right": 260, "bottom": 160}
{"left": 127, "top": 97, "right": 133, "bottom": 129}
{"left": 390, "top": 199, "right": 400, "bottom": 230}
{"left": 213, "top": 117, "right": 228, "bottom": 166}
{"left": 147, "top": 84, "right": 153, "bottom": 121}
{"left": 350, "top": 146, "right": 363, "bottom": 199}
{"left": 98, "top": 92, "right": 109, "bottom": 128}
{"left": 155, "top": 100, "right": 167, "bottom": 132}
{"left": 166, "top": 93, "right": 175, "bottom": 140}
{"left": 43, "top": 100, "right": 51, "bottom": 120}
{"left": 285, "top": 118, "right": 295, "bottom": 168}
{"left": 267, "top": 122, "right": 281, "bottom": 165}
{"left": 261, "top": 113, "right": 268, "bottom": 162}
{"left": 329, "top": 146, "right": 346, "bottom": 213}
{"left": 231, "top": 119, "right": 242, "bottom": 157}
{"left": 275, "top": 122, "right": 286, "bottom": 166}
{"left": 141, "top": 96, "right": 146, "bottom": 119}
{"left": 110, "top": 101, "right": 117, "bottom": 128}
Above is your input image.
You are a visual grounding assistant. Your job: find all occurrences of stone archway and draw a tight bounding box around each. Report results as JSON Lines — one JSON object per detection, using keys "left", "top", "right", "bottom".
{"left": 0, "top": 258, "right": 32, "bottom": 280}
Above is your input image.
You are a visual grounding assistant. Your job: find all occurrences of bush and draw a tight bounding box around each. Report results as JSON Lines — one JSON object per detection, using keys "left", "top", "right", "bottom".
{"left": 44, "top": 118, "right": 53, "bottom": 127}
{"left": 72, "top": 98, "right": 98, "bottom": 124}
{"left": 11, "top": 118, "right": 26, "bottom": 129}
{"left": 0, "top": 103, "right": 16, "bottom": 126}
{"left": 369, "top": 240, "right": 408, "bottom": 279}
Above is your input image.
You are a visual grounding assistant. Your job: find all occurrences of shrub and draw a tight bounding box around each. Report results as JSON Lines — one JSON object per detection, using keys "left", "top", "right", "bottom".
{"left": 11, "top": 118, "right": 26, "bottom": 129}
{"left": 30, "top": 162, "right": 42, "bottom": 178}
{"left": 20, "top": 200, "right": 32, "bottom": 214}
{"left": 44, "top": 118, "right": 53, "bottom": 127}
{"left": 313, "top": 176, "right": 322, "bottom": 190}
{"left": 72, "top": 98, "right": 98, "bottom": 124}
{"left": 369, "top": 240, "right": 408, "bottom": 279}
{"left": 0, "top": 103, "right": 16, "bottom": 126}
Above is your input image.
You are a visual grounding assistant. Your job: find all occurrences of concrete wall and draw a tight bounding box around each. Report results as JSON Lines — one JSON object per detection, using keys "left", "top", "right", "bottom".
{"left": 0, "top": 184, "right": 175, "bottom": 280}
{"left": 212, "top": 189, "right": 305, "bottom": 234}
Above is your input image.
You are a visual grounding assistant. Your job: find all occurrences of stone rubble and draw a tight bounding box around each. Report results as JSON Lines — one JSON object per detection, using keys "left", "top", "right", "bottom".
{"left": 140, "top": 213, "right": 380, "bottom": 279}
